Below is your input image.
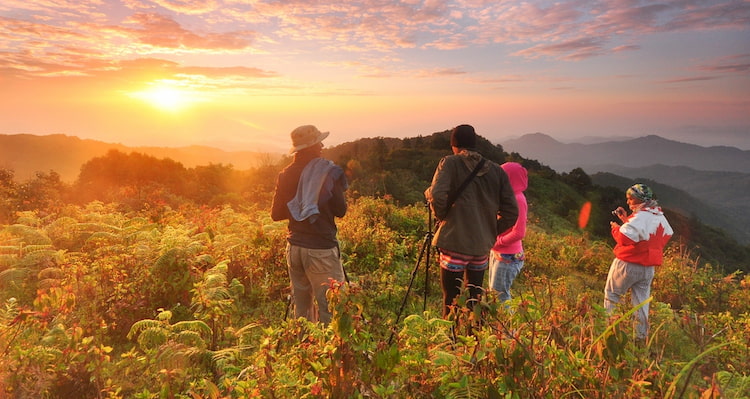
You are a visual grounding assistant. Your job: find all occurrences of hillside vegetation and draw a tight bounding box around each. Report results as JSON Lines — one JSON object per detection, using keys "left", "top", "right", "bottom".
{"left": 0, "top": 131, "right": 748, "bottom": 398}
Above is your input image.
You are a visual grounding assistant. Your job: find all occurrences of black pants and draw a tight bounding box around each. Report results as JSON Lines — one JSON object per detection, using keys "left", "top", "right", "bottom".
{"left": 441, "top": 268, "right": 485, "bottom": 318}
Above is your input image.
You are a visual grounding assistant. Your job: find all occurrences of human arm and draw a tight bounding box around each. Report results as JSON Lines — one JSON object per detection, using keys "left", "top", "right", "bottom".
{"left": 496, "top": 194, "right": 526, "bottom": 245}
{"left": 495, "top": 172, "right": 519, "bottom": 234}
{"left": 271, "top": 172, "right": 293, "bottom": 221}
{"left": 329, "top": 172, "right": 347, "bottom": 218}
{"left": 424, "top": 157, "right": 451, "bottom": 221}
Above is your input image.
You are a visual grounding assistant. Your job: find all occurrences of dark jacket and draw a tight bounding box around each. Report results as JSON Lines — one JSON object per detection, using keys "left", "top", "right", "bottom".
{"left": 425, "top": 150, "right": 518, "bottom": 256}
{"left": 271, "top": 151, "right": 347, "bottom": 249}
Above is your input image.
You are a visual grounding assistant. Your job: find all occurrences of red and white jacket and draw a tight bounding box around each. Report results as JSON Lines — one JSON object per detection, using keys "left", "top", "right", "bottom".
{"left": 612, "top": 205, "right": 673, "bottom": 266}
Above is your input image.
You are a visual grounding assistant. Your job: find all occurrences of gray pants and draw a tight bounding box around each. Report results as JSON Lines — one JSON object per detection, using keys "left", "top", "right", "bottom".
{"left": 287, "top": 243, "right": 345, "bottom": 325}
{"left": 604, "top": 258, "right": 655, "bottom": 340}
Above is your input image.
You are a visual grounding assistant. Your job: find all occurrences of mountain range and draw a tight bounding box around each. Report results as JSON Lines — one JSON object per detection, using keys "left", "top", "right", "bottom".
{"left": 501, "top": 133, "right": 750, "bottom": 244}
{"left": 501, "top": 133, "right": 750, "bottom": 173}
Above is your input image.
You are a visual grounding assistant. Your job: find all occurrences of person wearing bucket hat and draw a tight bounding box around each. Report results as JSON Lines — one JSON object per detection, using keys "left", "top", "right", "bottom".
{"left": 289, "top": 125, "right": 330, "bottom": 154}
{"left": 605, "top": 183, "right": 673, "bottom": 343}
{"left": 271, "top": 125, "right": 348, "bottom": 325}
{"left": 425, "top": 124, "right": 518, "bottom": 322}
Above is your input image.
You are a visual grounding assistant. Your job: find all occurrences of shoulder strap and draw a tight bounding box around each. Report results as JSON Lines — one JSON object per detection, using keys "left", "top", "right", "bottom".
{"left": 445, "top": 158, "right": 487, "bottom": 211}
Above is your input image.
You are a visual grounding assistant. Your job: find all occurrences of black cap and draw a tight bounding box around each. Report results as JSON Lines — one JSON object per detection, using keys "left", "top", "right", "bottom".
{"left": 450, "top": 124, "right": 476, "bottom": 149}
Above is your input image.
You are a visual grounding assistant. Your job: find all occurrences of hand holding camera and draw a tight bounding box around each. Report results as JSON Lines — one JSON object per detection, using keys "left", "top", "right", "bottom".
{"left": 611, "top": 207, "right": 627, "bottom": 220}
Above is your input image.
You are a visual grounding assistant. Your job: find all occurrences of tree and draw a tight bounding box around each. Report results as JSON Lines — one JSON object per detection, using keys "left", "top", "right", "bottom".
{"left": 17, "top": 171, "right": 68, "bottom": 213}
{"left": 0, "top": 168, "right": 18, "bottom": 223}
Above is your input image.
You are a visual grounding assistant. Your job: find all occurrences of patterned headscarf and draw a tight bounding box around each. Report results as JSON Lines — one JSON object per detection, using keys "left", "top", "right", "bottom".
{"left": 627, "top": 184, "right": 653, "bottom": 202}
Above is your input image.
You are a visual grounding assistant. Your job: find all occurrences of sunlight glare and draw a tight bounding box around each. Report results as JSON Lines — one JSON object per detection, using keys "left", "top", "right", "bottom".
{"left": 129, "top": 81, "right": 197, "bottom": 112}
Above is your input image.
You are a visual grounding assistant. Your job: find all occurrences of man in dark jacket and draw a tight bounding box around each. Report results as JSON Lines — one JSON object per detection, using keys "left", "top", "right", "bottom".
{"left": 271, "top": 125, "right": 348, "bottom": 324}
{"left": 425, "top": 124, "right": 518, "bottom": 318}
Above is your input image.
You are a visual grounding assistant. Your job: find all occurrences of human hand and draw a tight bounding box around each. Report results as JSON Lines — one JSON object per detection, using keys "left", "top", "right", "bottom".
{"left": 611, "top": 207, "right": 627, "bottom": 221}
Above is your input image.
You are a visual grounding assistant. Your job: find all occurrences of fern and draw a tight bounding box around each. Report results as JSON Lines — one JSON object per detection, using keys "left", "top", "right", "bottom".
{"left": 37, "top": 267, "right": 64, "bottom": 280}
{"left": 175, "top": 330, "right": 207, "bottom": 349}
{"left": 0, "top": 254, "right": 17, "bottom": 268}
{"left": 137, "top": 326, "right": 169, "bottom": 350}
{"left": 443, "top": 375, "right": 487, "bottom": 399}
{"left": 19, "top": 244, "right": 55, "bottom": 256}
{"left": 716, "top": 371, "right": 750, "bottom": 398}
{"left": 2, "top": 224, "right": 52, "bottom": 245}
{"left": 0, "top": 268, "right": 32, "bottom": 288}
{"left": 40, "top": 323, "right": 70, "bottom": 347}
{"left": 172, "top": 320, "right": 212, "bottom": 338}
{"left": 75, "top": 222, "right": 122, "bottom": 233}
{"left": 85, "top": 231, "right": 120, "bottom": 243}
{"left": 0, "top": 297, "right": 19, "bottom": 325}
{"left": 128, "top": 319, "right": 165, "bottom": 340}
{"left": 0, "top": 246, "right": 19, "bottom": 254}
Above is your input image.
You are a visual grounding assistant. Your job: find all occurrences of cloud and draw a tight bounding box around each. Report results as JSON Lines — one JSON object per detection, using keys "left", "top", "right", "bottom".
{"left": 2, "top": 0, "right": 748, "bottom": 90}
{"left": 414, "top": 67, "right": 467, "bottom": 77}
{"left": 659, "top": 76, "right": 717, "bottom": 84}
{"left": 513, "top": 37, "right": 607, "bottom": 61}
{"left": 151, "top": 0, "right": 221, "bottom": 15}
{"left": 699, "top": 54, "right": 750, "bottom": 74}
{"left": 122, "top": 13, "right": 254, "bottom": 50}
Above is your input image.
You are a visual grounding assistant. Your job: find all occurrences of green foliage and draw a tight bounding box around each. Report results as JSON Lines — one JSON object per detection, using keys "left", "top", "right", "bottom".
{"left": 0, "top": 197, "right": 747, "bottom": 398}
{"left": 1, "top": 132, "right": 749, "bottom": 398}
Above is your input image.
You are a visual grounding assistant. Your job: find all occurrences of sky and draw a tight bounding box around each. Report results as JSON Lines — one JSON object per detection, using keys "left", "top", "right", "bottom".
{"left": 1, "top": 0, "right": 749, "bottom": 154}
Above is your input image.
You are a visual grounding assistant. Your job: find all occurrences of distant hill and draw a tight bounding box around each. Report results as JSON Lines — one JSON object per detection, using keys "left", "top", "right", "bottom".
{"left": 501, "top": 133, "right": 750, "bottom": 173}
{"left": 590, "top": 172, "right": 750, "bottom": 245}
{"left": 501, "top": 133, "right": 750, "bottom": 244}
{"left": 0, "top": 134, "right": 281, "bottom": 182}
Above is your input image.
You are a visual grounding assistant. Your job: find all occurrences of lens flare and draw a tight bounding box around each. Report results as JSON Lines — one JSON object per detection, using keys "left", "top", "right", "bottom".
{"left": 578, "top": 201, "right": 592, "bottom": 229}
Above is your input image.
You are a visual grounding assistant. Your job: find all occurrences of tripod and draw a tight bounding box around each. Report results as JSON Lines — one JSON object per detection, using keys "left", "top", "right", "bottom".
{"left": 389, "top": 203, "right": 436, "bottom": 344}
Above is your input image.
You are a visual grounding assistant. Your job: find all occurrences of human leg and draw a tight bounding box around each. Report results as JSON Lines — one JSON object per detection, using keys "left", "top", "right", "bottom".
{"left": 287, "top": 244, "right": 315, "bottom": 321}
{"left": 489, "top": 253, "right": 523, "bottom": 302}
{"left": 302, "top": 246, "right": 345, "bottom": 325}
{"left": 630, "top": 265, "right": 655, "bottom": 340}
{"left": 604, "top": 258, "right": 635, "bottom": 313}
{"left": 441, "top": 268, "right": 463, "bottom": 318}
{"left": 466, "top": 269, "right": 485, "bottom": 309}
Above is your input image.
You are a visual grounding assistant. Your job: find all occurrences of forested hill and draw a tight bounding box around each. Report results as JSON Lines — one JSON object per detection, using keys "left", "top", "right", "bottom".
{"left": 0, "top": 133, "right": 279, "bottom": 182}
{"left": 1, "top": 130, "right": 748, "bottom": 273}
{"left": 319, "top": 131, "right": 749, "bottom": 273}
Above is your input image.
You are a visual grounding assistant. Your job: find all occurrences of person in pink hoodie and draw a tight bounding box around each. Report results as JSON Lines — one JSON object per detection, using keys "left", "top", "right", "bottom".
{"left": 489, "top": 162, "right": 528, "bottom": 302}
{"left": 605, "top": 183, "right": 673, "bottom": 341}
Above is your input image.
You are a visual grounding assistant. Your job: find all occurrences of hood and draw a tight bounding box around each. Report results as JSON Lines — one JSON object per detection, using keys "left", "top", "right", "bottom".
{"left": 457, "top": 150, "right": 492, "bottom": 176}
{"left": 501, "top": 162, "right": 528, "bottom": 192}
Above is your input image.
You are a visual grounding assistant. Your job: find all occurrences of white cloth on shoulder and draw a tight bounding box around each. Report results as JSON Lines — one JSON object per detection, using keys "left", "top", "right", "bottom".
{"left": 287, "top": 157, "right": 336, "bottom": 223}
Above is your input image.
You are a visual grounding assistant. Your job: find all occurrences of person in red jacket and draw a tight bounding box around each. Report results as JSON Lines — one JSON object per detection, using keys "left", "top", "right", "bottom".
{"left": 605, "top": 183, "right": 673, "bottom": 342}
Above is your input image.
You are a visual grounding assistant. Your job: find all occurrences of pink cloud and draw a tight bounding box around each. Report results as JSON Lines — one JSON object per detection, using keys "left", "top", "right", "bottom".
{"left": 660, "top": 76, "right": 717, "bottom": 84}
{"left": 123, "top": 13, "right": 254, "bottom": 50}
{"left": 514, "top": 37, "right": 606, "bottom": 61}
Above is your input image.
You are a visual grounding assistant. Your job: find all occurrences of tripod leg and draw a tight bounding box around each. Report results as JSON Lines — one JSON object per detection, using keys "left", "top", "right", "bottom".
{"left": 388, "top": 232, "right": 431, "bottom": 344}
{"left": 423, "top": 241, "right": 430, "bottom": 312}
{"left": 284, "top": 294, "right": 292, "bottom": 321}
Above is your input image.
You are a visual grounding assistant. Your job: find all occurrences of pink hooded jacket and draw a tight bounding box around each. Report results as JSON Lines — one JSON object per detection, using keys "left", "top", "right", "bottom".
{"left": 492, "top": 162, "right": 528, "bottom": 255}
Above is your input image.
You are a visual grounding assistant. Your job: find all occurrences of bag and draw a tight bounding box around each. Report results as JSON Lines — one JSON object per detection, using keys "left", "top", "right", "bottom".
{"left": 445, "top": 158, "right": 486, "bottom": 212}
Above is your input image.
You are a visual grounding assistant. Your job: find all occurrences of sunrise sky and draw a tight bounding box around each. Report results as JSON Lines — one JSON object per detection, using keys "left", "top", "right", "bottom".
{"left": 1, "top": 0, "right": 749, "bottom": 153}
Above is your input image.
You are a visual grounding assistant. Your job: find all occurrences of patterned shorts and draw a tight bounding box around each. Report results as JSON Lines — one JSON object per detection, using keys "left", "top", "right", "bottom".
{"left": 438, "top": 248, "right": 489, "bottom": 272}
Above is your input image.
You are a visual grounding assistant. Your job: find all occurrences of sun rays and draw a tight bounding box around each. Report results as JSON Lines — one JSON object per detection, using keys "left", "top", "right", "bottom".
{"left": 128, "top": 80, "right": 203, "bottom": 112}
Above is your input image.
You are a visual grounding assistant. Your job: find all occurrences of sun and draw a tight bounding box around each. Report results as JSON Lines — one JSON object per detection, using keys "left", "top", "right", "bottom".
{"left": 129, "top": 81, "right": 196, "bottom": 112}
